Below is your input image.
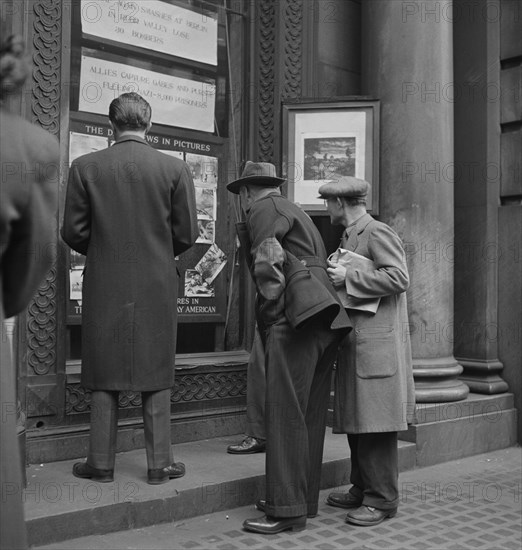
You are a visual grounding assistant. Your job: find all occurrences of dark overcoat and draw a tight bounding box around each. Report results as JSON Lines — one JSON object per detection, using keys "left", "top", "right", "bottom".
{"left": 333, "top": 213, "right": 415, "bottom": 433}
{"left": 1, "top": 108, "right": 59, "bottom": 550}
{"left": 62, "top": 136, "right": 197, "bottom": 391}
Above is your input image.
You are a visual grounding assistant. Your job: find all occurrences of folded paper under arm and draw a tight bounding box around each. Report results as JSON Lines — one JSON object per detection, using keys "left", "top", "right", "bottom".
{"left": 328, "top": 248, "right": 381, "bottom": 314}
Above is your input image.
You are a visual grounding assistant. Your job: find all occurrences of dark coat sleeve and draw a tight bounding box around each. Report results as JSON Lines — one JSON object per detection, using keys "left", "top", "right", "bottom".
{"left": 61, "top": 161, "right": 91, "bottom": 255}
{"left": 246, "top": 198, "right": 288, "bottom": 300}
{"left": 2, "top": 133, "right": 59, "bottom": 318}
{"left": 171, "top": 164, "right": 198, "bottom": 256}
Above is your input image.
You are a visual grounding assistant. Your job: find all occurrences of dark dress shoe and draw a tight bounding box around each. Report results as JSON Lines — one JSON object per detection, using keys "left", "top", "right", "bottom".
{"left": 243, "top": 514, "right": 306, "bottom": 534}
{"left": 147, "top": 462, "right": 186, "bottom": 485}
{"left": 326, "top": 491, "right": 362, "bottom": 509}
{"left": 72, "top": 462, "right": 114, "bottom": 483}
{"left": 345, "top": 505, "right": 397, "bottom": 526}
{"left": 255, "top": 499, "right": 317, "bottom": 518}
{"left": 227, "top": 436, "right": 266, "bottom": 454}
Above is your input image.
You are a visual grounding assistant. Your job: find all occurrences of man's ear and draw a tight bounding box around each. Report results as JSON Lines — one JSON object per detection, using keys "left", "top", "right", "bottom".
{"left": 241, "top": 186, "right": 252, "bottom": 200}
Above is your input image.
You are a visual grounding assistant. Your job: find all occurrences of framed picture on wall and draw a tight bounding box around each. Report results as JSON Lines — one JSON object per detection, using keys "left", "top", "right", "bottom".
{"left": 282, "top": 99, "right": 380, "bottom": 214}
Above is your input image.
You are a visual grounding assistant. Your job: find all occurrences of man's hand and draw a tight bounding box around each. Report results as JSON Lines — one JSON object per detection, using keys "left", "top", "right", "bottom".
{"left": 327, "top": 260, "right": 346, "bottom": 288}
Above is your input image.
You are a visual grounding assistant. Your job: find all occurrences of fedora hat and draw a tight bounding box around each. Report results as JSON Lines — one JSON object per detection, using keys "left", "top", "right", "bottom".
{"left": 226, "top": 161, "right": 285, "bottom": 194}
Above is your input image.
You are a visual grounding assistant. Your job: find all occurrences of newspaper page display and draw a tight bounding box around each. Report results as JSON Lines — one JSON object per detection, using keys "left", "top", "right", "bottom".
{"left": 66, "top": 118, "right": 226, "bottom": 322}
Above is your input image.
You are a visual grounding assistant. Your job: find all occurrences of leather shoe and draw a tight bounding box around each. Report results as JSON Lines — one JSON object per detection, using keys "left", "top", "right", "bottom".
{"left": 147, "top": 462, "right": 186, "bottom": 485}
{"left": 227, "top": 436, "right": 266, "bottom": 454}
{"left": 255, "top": 499, "right": 317, "bottom": 518}
{"left": 72, "top": 461, "right": 114, "bottom": 483}
{"left": 345, "top": 505, "right": 397, "bottom": 526}
{"left": 243, "top": 514, "right": 306, "bottom": 534}
{"left": 326, "top": 491, "right": 362, "bottom": 510}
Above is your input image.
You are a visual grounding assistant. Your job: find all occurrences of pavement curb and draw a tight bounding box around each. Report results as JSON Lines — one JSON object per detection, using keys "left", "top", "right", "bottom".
{"left": 24, "top": 434, "right": 416, "bottom": 546}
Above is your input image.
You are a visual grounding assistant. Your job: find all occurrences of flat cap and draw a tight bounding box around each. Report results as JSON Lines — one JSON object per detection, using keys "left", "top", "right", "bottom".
{"left": 226, "top": 161, "right": 285, "bottom": 194}
{"left": 317, "top": 176, "right": 370, "bottom": 199}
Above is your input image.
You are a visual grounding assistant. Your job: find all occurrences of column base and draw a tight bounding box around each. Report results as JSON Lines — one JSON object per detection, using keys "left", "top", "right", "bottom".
{"left": 457, "top": 358, "right": 509, "bottom": 394}
{"left": 402, "top": 393, "right": 518, "bottom": 466}
{"left": 413, "top": 356, "right": 470, "bottom": 403}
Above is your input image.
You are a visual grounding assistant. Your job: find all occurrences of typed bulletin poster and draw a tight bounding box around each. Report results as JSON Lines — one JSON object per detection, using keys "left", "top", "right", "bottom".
{"left": 81, "top": 0, "right": 218, "bottom": 66}
{"left": 79, "top": 55, "right": 216, "bottom": 132}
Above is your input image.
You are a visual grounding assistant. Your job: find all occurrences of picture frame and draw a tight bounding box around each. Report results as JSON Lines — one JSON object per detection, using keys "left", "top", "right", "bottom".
{"left": 282, "top": 99, "right": 380, "bottom": 214}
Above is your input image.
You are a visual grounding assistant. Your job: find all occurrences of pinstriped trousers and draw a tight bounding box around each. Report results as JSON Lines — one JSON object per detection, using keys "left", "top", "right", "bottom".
{"left": 245, "top": 325, "right": 266, "bottom": 440}
{"left": 259, "top": 315, "right": 342, "bottom": 518}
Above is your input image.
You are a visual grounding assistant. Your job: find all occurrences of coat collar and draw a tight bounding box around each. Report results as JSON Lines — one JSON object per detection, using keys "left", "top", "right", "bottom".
{"left": 112, "top": 135, "right": 151, "bottom": 147}
{"left": 352, "top": 212, "right": 374, "bottom": 234}
{"left": 246, "top": 190, "right": 281, "bottom": 214}
{"left": 342, "top": 213, "right": 374, "bottom": 250}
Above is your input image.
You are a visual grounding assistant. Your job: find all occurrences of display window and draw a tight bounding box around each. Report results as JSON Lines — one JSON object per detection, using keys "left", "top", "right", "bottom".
{"left": 65, "top": 0, "right": 242, "bottom": 366}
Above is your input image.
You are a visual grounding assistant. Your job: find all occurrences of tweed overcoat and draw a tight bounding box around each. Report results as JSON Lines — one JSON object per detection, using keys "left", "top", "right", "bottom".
{"left": 333, "top": 213, "right": 415, "bottom": 433}
{"left": 1, "top": 108, "right": 59, "bottom": 550}
{"left": 62, "top": 136, "right": 198, "bottom": 391}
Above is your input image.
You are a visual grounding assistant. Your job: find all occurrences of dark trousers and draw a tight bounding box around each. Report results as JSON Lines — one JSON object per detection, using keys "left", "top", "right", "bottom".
{"left": 87, "top": 389, "right": 172, "bottom": 470}
{"left": 261, "top": 316, "right": 341, "bottom": 518}
{"left": 347, "top": 432, "right": 399, "bottom": 511}
{"left": 245, "top": 325, "right": 266, "bottom": 440}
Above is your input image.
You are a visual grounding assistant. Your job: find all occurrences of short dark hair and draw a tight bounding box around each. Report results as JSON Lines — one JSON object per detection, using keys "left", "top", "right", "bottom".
{"left": 109, "top": 92, "right": 152, "bottom": 131}
{"left": 341, "top": 197, "right": 367, "bottom": 207}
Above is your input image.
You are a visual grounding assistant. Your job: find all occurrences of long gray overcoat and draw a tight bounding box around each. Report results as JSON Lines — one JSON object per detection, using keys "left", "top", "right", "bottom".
{"left": 62, "top": 136, "right": 198, "bottom": 391}
{"left": 333, "top": 213, "right": 415, "bottom": 433}
{"left": 1, "top": 108, "right": 59, "bottom": 550}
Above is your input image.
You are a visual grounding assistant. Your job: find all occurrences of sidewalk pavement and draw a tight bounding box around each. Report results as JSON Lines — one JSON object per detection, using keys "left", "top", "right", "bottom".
{"left": 36, "top": 446, "right": 521, "bottom": 550}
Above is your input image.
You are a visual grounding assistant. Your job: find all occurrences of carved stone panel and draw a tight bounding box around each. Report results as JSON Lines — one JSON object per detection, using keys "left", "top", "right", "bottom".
{"left": 25, "top": 0, "right": 62, "bottom": 383}
{"left": 65, "top": 366, "right": 248, "bottom": 416}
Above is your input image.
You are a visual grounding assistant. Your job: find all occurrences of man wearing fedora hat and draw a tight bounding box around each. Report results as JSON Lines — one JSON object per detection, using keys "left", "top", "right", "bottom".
{"left": 320, "top": 176, "right": 415, "bottom": 527}
{"left": 227, "top": 161, "right": 352, "bottom": 535}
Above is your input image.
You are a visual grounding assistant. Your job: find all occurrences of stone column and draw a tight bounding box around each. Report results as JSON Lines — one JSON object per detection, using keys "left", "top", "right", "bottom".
{"left": 361, "top": 0, "right": 469, "bottom": 402}
{"left": 453, "top": 0, "right": 509, "bottom": 394}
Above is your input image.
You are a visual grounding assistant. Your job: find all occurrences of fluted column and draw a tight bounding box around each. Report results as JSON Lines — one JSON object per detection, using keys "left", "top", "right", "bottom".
{"left": 362, "top": 0, "right": 469, "bottom": 402}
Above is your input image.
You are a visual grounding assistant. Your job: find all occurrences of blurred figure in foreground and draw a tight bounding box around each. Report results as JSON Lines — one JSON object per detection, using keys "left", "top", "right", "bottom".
{"left": 0, "top": 35, "right": 59, "bottom": 549}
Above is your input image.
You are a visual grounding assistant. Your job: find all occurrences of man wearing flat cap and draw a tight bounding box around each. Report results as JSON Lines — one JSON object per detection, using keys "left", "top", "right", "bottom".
{"left": 227, "top": 161, "right": 351, "bottom": 534}
{"left": 320, "top": 176, "right": 415, "bottom": 527}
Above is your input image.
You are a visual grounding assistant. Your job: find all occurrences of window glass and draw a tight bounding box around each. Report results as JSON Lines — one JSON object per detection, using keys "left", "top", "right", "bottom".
{"left": 65, "top": 0, "right": 241, "bottom": 362}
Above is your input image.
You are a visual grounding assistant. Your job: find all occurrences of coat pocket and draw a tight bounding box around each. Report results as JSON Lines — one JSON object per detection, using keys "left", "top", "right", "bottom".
{"left": 355, "top": 326, "right": 398, "bottom": 379}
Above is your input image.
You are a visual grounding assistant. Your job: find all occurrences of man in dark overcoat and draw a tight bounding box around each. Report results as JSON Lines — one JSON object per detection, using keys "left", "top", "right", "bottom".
{"left": 227, "top": 162, "right": 351, "bottom": 534}
{"left": 1, "top": 35, "right": 59, "bottom": 550}
{"left": 321, "top": 176, "right": 415, "bottom": 526}
{"left": 62, "top": 93, "right": 198, "bottom": 485}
